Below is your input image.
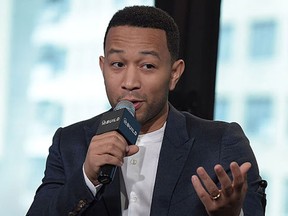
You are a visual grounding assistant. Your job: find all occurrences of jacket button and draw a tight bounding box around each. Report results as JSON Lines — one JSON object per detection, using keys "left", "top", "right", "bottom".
{"left": 75, "top": 199, "right": 87, "bottom": 212}
{"left": 68, "top": 200, "right": 87, "bottom": 215}
{"left": 78, "top": 200, "right": 86, "bottom": 208}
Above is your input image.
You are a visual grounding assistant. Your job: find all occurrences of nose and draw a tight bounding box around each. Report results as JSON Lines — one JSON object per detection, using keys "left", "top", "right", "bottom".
{"left": 121, "top": 66, "right": 140, "bottom": 91}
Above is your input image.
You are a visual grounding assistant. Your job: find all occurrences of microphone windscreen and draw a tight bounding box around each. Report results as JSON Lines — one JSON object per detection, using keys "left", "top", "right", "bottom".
{"left": 114, "top": 100, "right": 135, "bottom": 117}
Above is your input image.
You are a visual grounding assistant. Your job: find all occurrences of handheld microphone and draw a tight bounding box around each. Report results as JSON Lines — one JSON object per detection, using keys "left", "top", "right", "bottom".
{"left": 96, "top": 100, "right": 141, "bottom": 184}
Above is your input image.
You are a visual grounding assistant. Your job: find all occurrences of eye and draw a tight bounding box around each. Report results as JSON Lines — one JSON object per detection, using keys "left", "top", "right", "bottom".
{"left": 111, "top": 62, "right": 125, "bottom": 68}
{"left": 142, "top": 63, "right": 155, "bottom": 70}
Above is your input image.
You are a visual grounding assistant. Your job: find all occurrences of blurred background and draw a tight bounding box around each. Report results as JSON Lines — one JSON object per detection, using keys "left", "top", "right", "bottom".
{"left": 0, "top": 0, "right": 287, "bottom": 215}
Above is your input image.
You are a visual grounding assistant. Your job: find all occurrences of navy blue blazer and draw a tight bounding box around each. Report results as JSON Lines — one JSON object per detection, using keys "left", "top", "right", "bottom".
{"left": 27, "top": 105, "right": 265, "bottom": 216}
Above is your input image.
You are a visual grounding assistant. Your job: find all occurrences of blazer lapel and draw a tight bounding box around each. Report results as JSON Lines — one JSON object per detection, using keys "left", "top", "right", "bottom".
{"left": 150, "top": 105, "right": 195, "bottom": 216}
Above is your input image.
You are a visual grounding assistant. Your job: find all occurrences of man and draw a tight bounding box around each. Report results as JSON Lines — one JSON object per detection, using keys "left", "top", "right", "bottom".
{"left": 27, "top": 5, "right": 266, "bottom": 216}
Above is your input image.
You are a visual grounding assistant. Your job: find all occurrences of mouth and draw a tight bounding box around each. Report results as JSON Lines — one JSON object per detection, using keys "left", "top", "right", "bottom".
{"left": 120, "top": 98, "right": 143, "bottom": 110}
{"left": 132, "top": 101, "right": 142, "bottom": 110}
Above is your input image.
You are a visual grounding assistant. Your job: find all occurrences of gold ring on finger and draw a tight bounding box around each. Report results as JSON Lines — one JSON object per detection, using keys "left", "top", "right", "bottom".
{"left": 211, "top": 192, "right": 221, "bottom": 200}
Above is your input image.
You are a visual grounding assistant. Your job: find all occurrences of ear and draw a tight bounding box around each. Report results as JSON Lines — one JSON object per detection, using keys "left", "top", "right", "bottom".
{"left": 99, "top": 56, "right": 105, "bottom": 75}
{"left": 169, "top": 59, "right": 185, "bottom": 91}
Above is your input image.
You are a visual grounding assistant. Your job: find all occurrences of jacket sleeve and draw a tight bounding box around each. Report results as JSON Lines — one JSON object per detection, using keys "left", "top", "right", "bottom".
{"left": 26, "top": 128, "right": 97, "bottom": 216}
{"left": 221, "top": 122, "right": 266, "bottom": 216}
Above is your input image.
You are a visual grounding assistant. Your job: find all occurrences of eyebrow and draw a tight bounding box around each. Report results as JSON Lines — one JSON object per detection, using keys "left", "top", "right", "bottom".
{"left": 107, "top": 48, "right": 161, "bottom": 60}
{"left": 107, "top": 48, "right": 124, "bottom": 55}
{"left": 140, "top": 50, "right": 161, "bottom": 60}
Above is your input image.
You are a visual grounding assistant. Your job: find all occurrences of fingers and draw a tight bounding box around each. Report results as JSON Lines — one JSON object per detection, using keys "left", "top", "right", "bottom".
{"left": 196, "top": 167, "right": 220, "bottom": 198}
{"left": 191, "top": 162, "right": 251, "bottom": 207}
{"left": 213, "top": 162, "right": 251, "bottom": 196}
{"left": 191, "top": 175, "right": 214, "bottom": 205}
{"left": 126, "top": 145, "right": 139, "bottom": 156}
{"left": 214, "top": 164, "right": 233, "bottom": 197}
{"left": 90, "top": 131, "right": 128, "bottom": 163}
{"left": 231, "top": 162, "right": 251, "bottom": 193}
{"left": 84, "top": 131, "right": 138, "bottom": 184}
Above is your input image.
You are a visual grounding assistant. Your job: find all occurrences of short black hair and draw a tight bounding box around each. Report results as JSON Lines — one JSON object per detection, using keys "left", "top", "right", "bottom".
{"left": 103, "top": 5, "right": 180, "bottom": 62}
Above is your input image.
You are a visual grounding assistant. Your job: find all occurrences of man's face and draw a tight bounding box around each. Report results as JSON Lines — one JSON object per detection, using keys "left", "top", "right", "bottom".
{"left": 100, "top": 26, "right": 184, "bottom": 133}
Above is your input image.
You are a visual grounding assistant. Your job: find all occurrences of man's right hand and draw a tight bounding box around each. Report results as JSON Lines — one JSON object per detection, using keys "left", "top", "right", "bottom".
{"left": 83, "top": 131, "right": 139, "bottom": 185}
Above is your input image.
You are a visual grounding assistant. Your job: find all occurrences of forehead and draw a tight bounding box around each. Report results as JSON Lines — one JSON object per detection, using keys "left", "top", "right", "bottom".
{"left": 105, "top": 26, "right": 169, "bottom": 55}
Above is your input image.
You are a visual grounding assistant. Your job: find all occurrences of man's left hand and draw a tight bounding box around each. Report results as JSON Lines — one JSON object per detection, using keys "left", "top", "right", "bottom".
{"left": 191, "top": 161, "right": 251, "bottom": 216}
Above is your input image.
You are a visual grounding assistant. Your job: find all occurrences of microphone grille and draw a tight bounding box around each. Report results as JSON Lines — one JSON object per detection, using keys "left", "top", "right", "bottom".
{"left": 114, "top": 100, "right": 135, "bottom": 116}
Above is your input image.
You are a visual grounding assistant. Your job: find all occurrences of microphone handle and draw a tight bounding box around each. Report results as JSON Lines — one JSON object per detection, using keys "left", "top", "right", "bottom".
{"left": 98, "top": 164, "right": 117, "bottom": 184}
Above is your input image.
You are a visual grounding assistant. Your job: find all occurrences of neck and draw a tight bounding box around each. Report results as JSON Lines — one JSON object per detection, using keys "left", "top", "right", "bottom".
{"left": 140, "top": 103, "right": 169, "bottom": 134}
